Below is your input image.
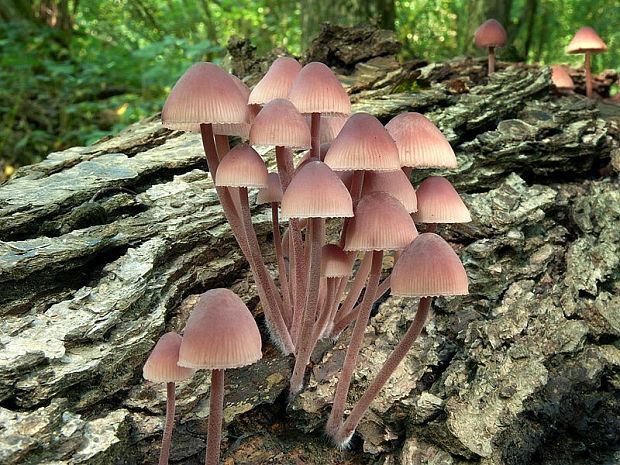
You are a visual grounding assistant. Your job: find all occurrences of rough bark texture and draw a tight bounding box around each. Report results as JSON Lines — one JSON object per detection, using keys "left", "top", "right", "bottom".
{"left": 1, "top": 26, "right": 620, "bottom": 465}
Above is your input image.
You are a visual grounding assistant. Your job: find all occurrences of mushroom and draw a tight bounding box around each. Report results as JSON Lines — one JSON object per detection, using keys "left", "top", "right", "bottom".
{"left": 177, "top": 289, "right": 262, "bottom": 465}
{"left": 330, "top": 233, "right": 468, "bottom": 447}
{"left": 551, "top": 65, "right": 575, "bottom": 95}
{"left": 143, "top": 332, "right": 195, "bottom": 465}
{"left": 289, "top": 62, "right": 351, "bottom": 160}
{"left": 326, "top": 191, "right": 418, "bottom": 441}
{"left": 215, "top": 145, "right": 294, "bottom": 354}
{"left": 281, "top": 160, "right": 354, "bottom": 395}
{"left": 566, "top": 27, "right": 607, "bottom": 98}
{"left": 248, "top": 56, "right": 302, "bottom": 106}
{"left": 474, "top": 19, "right": 508, "bottom": 75}
{"left": 413, "top": 176, "right": 472, "bottom": 233}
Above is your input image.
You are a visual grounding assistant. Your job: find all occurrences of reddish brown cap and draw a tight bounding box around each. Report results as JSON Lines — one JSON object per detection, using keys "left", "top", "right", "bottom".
{"left": 178, "top": 289, "right": 262, "bottom": 369}
{"left": 213, "top": 75, "right": 254, "bottom": 139}
{"left": 566, "top": 27, "right": 607, "bottom": 54}
{"left": 143, "top": 332, "right": 196, "bottom": 383}
{"left": 413, "top": 176, "right": 471, "bottom": 224}
{"left": 288, "top": 62, "right": 351, "bottom": 116}
{"left": 550, "top": 66, "right": 575, "bottom": 90}
{"left": 250, "top": 99, "right": 311, "bottom": 149}
{"left": 361, "top": 170, "right": 417, "bottom": 213}
{"left": 249, "top": 57, "right": 302, "bottom": 105}
{"left": 256, "top": 173, "right": 284, "bottom": 204}
{"left": 215, "top": 144, "right": 269, "bottom": 188}
{"left": 345, "top": 191, "right": 418, "bottom": 251}
{"left": 391, "top": 233, "right": 468, "bottom": 297}
{"left": 162, "top": 63, "right": 247, "bottom": 132}
{"left": 281, "top": 160, "right": 353, "bottom": 219}
{"left": 321, "top": 244, "right": 354, "bottom": 277}
{"left": 324, "top": 113, "right": 401, "bottom": 172}
{"left": 474, "top": 19, "right": 507, "bottom": 48}
{"left": 386, "top": 112, "right": 457, "bottom": 169}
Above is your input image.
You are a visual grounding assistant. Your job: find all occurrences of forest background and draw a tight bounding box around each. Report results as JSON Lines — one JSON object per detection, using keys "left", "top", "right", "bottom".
{"left": 1, "top": 0, "right": 618, "bottom": 177}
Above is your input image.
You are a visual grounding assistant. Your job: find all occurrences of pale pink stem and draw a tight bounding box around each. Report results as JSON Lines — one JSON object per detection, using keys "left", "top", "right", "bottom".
{"left": 310, "top": 112, "right": 321, "bottom": 159}
{"left": 488, "top": 46, "right": 496, "bottom": 75}
{"left": 290, "top": 217, "right": 325, "bottom": 396}
{"left": 290, "top": 219, "right": 306, "bottom": 346}
{"left": 312, "top": 278, "right": 337, "bottom": 344}
{"left": 214, "top": 134, "right": 241, "bottom": 213}
{"left": 402, "top": 166, "right": 413, "bottom": 178}
{"left": 585, "top": 52, "right": 593, "bottom": 98}
{"left": 205, "top": 369, "right": 224, "bottom": 465}
{"left": 333, "top": 297, "right": 432, "bottom": 446}
{"left": 326, "top": 250, "right": 383, "bottom": 437}
{"left": 158, "top": 382, "right": 175, "bottom": 465}
{"left": 239, "top": 187, "right": 294, "bottom": 354}
{"left": 330, "top": 253, "right": 373, "bottom": 336}
{"left": 275, "top": 146, "right": 293, "bottom": 190}
{"left": 272, "top": 203, "right": 292, "bottom": 327}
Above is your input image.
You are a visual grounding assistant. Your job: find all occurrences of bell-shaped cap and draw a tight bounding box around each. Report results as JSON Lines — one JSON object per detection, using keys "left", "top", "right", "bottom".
{"left": 249, "top": 57, "right": 302, "bottom": 105}
{"left": 345, "top": 191, "right": 418, "bottom": 251}
{"left": 391, "top": 233, "right": 469, "bottom": 297}
{"left": 551, "top": 66, "right": 575, "bottom": 90}
{"left": 386, "top": 112, "right": 457, "bottom": 169}
{"left": 566, "top": 27, "right": 607, "bottom": 54}
{"left": 281, "top": 160, "right": 353, "bottom": 219}
{"left": 413, "top": 176, "right": 471, "bottom": 224}
{"left": 250, "top": 99, "right": 311, "bottom": 148}
{"left": 361, "top": 170, "right": 418, "bottom": 213}
{"left": 178, "top": 289, "right": 262, "bottom": 369}
{"left": 215, "top": 144, "right": 269, "bottom": 188}
{"left": 256, "top": 172, "right": 284, "bottom": 204}
{"left": 321, "top": 244, "right": 354, "bottom": 277}
{"left": 474, "top": 19, "right": 507, "bottom": 48}
{"left": 213, "top": 75, "right": 255, "bottom": 139}
{"left": 288, "top": 62, "right": 351, "bottom": 116}
{"left": 143, "top": 332, "right": 196, "bottom": 383}
{"left": 162, "top": 63, "right": 247, "bottom": 132}
{"left": 324, "top": 113, "right": 401, "bottom": 172}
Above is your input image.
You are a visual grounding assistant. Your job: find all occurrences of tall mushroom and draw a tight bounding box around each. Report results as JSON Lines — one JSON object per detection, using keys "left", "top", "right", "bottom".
{"left": 143, "top": 332, "right": 195, "bottom": 465}
{"left": 566, "top": 27, "right": 607, "bottom": 98}
{"left": 474, "top": 19, "right": 508, "bottom": 75}
{"left": 178, "top": 289, "right": 262, "bottom": 465}
{"left": 330, "top": 233, "right": 468, "bottom": 447}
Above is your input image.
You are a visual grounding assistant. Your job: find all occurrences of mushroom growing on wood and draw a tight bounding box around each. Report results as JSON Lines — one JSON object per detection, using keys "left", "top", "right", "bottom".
{"left": 551, "top": 65, "right": 575, "bottom": 94}
{"left": 566, "top": 27, "right": 607, "bottom": 98}
{"left": 474, "top": 19, "right": 507, "bottom": 75}
{"left": 178, "top": 289, "right": 262, "bottom": 465}
{"left": 143, "top": 332, "right": 195, "bottom": 465}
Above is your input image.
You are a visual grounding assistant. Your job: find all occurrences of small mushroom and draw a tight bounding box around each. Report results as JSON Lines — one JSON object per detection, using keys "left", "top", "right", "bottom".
{"left": 551, "top": 65, "right": 575, "bottom": 95}
{"left": 474, "top": 19, "right": 508, "bottom": 75}
{"left": 143, "top": 332, "right": 195, "bottom": 465}
{"left": 566, "top": 27, "right": 607, "bottom": 98}
{"left": 178, "top": 289, "right": 262, "bottom": 465}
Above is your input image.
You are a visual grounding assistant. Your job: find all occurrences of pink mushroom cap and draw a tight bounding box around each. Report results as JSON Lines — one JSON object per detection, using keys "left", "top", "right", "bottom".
{"left": 143, "top": 332, "right": 196, "bottom": 383}
{"left": 288, "top": 62, "right": 351, "bottom": 116}
{"left": 413, "top": 176, "right": 471, "bottom": 224}
{"left": 474, "top": 19, "right": 508, "bottom": 48}
{"left": 248, "top": 57, "right": 302, "bottom": 105}
{"left": 250, "top": 98, "right": 311, "bottom": 149}
{"left": 566, "top": 27, "right": 607, "bottom": 54}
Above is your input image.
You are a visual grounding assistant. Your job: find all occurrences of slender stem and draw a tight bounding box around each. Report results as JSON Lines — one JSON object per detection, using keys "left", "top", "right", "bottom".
{"left": 310, "top": 112, "right": 321, "bottom": 159}
{"left": 585, "top": 52, "right": 592, "bottom": 98}
{"left": 402, "top": 166, "right": 413, "bottom": 179}
{"left": 330, "top": 253, "right": 373, "bottom": 336}
{"left": 159, "top": 382, "right": 176, "bottom": 465}
{"left": 206, "top": 369, "right": 225, "bottom": 465}
{"left": 214, "top": 134, "right": 230, "bottom": 159}
{"left": 290, "top": 218, "right": 306, "bottom": 346}
{"left": 275, "top": 146, "right": 294, "bottom": 191}
{"left": 312, "top": 278, "right": 337, "bottom": 344}
{"left": 326, "top": 250, "right": 383, "bottom": 438}
{"left": 427, "top": 223, "right": 437, "bottom": 233}
{"left": 272, "top": 203, "right": 292, "bottom": 327}
{"left": 290, "top": 217, "right": 325, "bottom": 396}
{"left": 488, "top": 46, "right": 495, "bottom": 75}
{"left": 334, "top": 297, "right": 432, "bottom": 446}
{"left": 239, "top": 187, "right": 294, "bottom": 354}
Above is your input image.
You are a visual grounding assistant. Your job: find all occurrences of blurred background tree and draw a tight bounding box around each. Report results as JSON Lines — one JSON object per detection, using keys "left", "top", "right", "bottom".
{"left": 0, "top": 0, "right": 618, "bottom": 175}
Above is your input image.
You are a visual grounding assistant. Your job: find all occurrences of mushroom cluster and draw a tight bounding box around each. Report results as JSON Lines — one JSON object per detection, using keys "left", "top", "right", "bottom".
{"left": 146, "top": 57, "right": 471, "bottom": 457}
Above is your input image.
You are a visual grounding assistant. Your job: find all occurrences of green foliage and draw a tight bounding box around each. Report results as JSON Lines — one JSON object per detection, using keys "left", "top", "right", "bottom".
{"left": 1, "top": 0, "right": 618, "bottom": 171}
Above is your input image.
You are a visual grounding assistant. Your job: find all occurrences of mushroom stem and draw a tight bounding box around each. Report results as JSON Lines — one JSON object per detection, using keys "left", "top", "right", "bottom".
{"left": 310, "top": 112, "right": 321, "bottom": 159}
{"left": 290, "top": 218, "right": 306, "bottom": 346}
{"left": 584, "top": 51, "right": 593, "bottom": 98}
{"left": 326, "top": 250, "right": 383, "bottom": 439}
{"left": 311, "top": 278, "right": 337, "bottom": 346}
{"left": 205, "top": 369, "right": 225, "bottom": 465}
{"left": 158, "top": 382, "right": 176, "bottom": 465}
{"left": 290, "top": 217, "right": 325, "bottom": 396}
{"left": 488, "top": 46, "right": 496, "bottom": 75}
{"left": 275, "top": 146, "right": 293, "bottom": 191}
{"left": 332, "top": 297, "right": 432, "bottom": 447}
{"left": 239, "top": 187, "right": 294, "bottom": 354}
{"left": 272, "top": 203, "right": 292, "bottom": 327}
{"left": 214, "top": 134, "right": 231, "bottom": 159}
{"left": 427, "top": 223, "right": 438, "bottom": 233}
